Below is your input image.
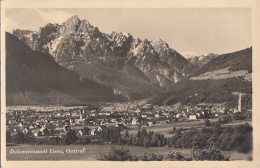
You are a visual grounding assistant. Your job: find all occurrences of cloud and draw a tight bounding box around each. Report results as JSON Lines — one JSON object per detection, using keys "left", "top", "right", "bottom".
{"left": 35, "top": 9, "right": 74, "bottom": 24}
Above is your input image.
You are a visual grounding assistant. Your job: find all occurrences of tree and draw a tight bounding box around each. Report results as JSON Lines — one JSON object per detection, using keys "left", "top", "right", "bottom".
{"left": 174, "top": 151, "right": 186, "bottom": 161}
{"left": 127, "top": 135, "right": 133, "bottom": 146}
{"left": 124, "top": 130, "right": 129, "bottom": 140}
{"left": 43, "top": 128, "right": 49, "bottom": 136}
{"left": 137, "top": 129, "right": 141, "bottom": 140}
{"left": 141, "top": 128, "right": 147, "bottom": 139}
{"left": 6, "top": 130, "right": 11, "bottom": 143}
{"left": 175, "top": 128, "right": 182, "bottom": 136}
{"left": 64, "top": 130, "right": 78, "bottom": 145}
{"left": 12, "top": 130, "right": 25, "bottom": 144}
{"left": 158, "top": 140, "right": 162, "bottom": 147}
{"left": 172, "top": 127, "right": 176, "bottom": 134}
{"left": 143, "top": 136, "right": 150, "bottom": 148}
{"left": 151, "top": 133, "right": 160, "bottom": 146}
{"left": 205, "top": 119, "right": 210, "bottom": 126}
{"left": 83, "top": 127, "right": 90, "bottom": 135}
{"left": 112, "top": 127, "right": 121, "bottom": 143}
{"left": 96, "top": 146, "right": 138, "bottom": 161}
{"left": 148, "top": 131, "right": 154, "bottom": 139}
{"left": 213, "top": 121, "right": 222, "bottom": 136}
{"left": 49, "top": 129, "right": 55, "bottom": 136}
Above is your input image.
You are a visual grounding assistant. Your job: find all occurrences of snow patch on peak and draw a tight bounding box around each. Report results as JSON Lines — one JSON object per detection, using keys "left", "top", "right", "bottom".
{"left": 181, "top": 51, "right": 209, "bottom": 58}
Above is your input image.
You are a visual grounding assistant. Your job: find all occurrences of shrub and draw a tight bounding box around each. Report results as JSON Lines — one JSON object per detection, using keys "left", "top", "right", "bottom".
{"left": 166, "top": 151, "right": 186, "bottom": 161}
{"left": 191, "top": 149, "right": 230, "bottom": 161}
{"left": 96, "top": 146, "right": 138, "bottom": 161}
{"left": 141, "top": 152, "right": 163, "bottom": 161}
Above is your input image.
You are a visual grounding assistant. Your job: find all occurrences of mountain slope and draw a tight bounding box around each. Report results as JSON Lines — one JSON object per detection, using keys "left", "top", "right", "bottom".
{"left": 149, "top": 47, "right": 252, "bottom": 108}
{"left": 6, "top": 32, "right": 125, "bottom": 105}
{"left": 191, "top": 47, "right": 252, "bottom": 77}
{"left": 12, "top": 15, "right": 195, "bottom": 100}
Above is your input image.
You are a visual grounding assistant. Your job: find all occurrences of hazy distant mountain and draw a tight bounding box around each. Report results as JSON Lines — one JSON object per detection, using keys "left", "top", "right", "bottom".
{"left": 12, "top": 15, "right": 195, "bottom": 100}
{"left": 149, "top": 47, "right": 252, "bottom": 108}
{"left": 6, "top": 32, "right": 125, "bottom": 105}
{"left": 187, "top": 53, "right": 219, "bottom": 69}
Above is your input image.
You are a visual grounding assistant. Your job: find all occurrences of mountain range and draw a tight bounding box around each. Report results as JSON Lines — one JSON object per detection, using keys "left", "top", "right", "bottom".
{"left": 6, "top": 32, "right": 125, "bottom": 105}
{"left": 7, "top": 15, "right": 252, "bottom": 107}
{"left": 12, "top": 15, "right": 194, "bottom": 100}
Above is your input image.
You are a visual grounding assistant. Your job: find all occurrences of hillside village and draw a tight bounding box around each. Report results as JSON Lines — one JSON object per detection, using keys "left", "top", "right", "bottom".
{"left": 6, "top": 102, "right": 252, "bottom": 142}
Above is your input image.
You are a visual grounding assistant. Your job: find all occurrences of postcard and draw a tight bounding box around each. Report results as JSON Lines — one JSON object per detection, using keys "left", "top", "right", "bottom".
{"left": 1, "top": 0, "right": 260, "bottom": 167}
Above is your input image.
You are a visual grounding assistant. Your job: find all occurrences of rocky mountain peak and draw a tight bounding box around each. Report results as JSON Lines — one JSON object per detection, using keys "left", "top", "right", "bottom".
{"left": 152, "top": 39, "right": 169, "bottom": 47}
{"left": 67, "top": 15, "right": 80, "bottom": 24}
{"left": 60, "top": 15, "right": 81, "bottom": 35}
{"left": 77, "top": 19, "right": 92, "bottom": 33}
{"left": 111, "top": 31, "right": 133, "bottom": 40}
{"left": 151, "top": 39, "right": 170, "bottom": 54}
{"left": 12, "top": 15, "right": 195, "bottom": 97}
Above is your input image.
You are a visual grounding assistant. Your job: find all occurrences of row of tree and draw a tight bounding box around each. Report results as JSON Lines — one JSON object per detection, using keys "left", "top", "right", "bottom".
{"left": 98, "top": 127, "right": 166, "bottom": 148}
{"left": 97, "top": 122, "right": 252, "bottom": 154}
{"left": 167, "top": 123, "right": 252, "bottom": 153}
{"left": 7, "top": 123, "right": 252, "bottom": 154}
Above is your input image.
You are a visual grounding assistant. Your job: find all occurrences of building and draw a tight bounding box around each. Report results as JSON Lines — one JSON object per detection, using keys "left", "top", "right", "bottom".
{"left": 189, "top": 114, "right": 197, "bottom": 120}
{"left": 33, "top": 130, "right": 43, "bottom": 137}
{"left": 141, "top": 114, "right": 147, "bottom": 118}
{"left": 131, "top": 118, "right": 139, "bottom": 125}
{"left": 91, "top": 129, "right": 97, "bottom": 135}
{"left": 176, "top": 113, "right": 183, "bottom": 118}
{"left": 147, "top": 121, "right": 153, "bottom": 127}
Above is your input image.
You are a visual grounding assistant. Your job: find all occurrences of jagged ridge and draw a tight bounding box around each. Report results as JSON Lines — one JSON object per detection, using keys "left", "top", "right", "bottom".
{"left": 12, "top": 15, "right": 195, "bottom": 99}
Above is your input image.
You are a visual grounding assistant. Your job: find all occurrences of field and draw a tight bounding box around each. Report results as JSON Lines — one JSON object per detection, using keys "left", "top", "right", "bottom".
{"left": 6, "top": 144, "right": 251, "bottom": 161}
{"left": 59, "top": 118, "right": 251, "bottom": 138}
{"left": 189, "top": 67, "right": 251, "bottom": 81}
{"left": 55, "top": 118, "right": 251, "bottom": 138}
{"left": 127, "top": 118, "right": 252, "bottom": 137}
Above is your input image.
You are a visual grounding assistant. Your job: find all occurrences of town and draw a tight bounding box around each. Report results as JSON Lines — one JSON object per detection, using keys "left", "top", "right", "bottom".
{"left": 6, "top": 100, "right": 252, "bottom": 143}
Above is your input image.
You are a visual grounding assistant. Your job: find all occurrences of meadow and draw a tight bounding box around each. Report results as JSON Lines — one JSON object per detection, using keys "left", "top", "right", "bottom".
{"left": 127, "top": 118, "right": 251, "bottom": 137}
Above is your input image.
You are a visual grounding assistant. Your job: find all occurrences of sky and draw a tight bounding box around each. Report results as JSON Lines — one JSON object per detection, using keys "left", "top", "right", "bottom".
{"left": 4, "top": 8, "right": 252, "bottom": 57}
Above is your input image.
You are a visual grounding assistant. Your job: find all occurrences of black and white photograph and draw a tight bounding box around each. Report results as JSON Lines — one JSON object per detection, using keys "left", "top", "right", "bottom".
{"left": 1, "top": 0, "right": 260, "bottom": 167}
